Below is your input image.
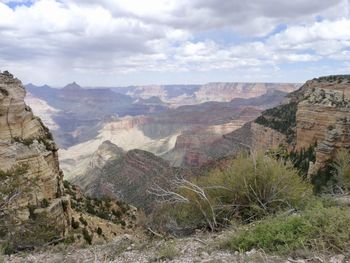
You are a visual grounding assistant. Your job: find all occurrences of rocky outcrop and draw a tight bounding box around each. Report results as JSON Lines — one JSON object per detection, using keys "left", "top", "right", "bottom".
{"left": 0, "top": 71, "right": 72, "bottom": 242}
{"left": 295, "top": 79, "right": 350, "bottom": 149}
{"left": 200, "top": 75, "right": 350, "bottom": 179}
{"left": 295, "top": 77, "right": 350, "bottom": 174}
{"left": 71, "top": 141, "right": 174, "bottom": 213}
{"left": 236, "top": 75, "right": 350, "bottom": 175}
{"left": 70, "top": 140, "right": 125, "bottom": 194}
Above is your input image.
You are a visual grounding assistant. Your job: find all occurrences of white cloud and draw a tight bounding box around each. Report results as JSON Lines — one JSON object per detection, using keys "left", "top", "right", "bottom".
{"left": 0, "top": 0, "right": 349, "bottom": 85}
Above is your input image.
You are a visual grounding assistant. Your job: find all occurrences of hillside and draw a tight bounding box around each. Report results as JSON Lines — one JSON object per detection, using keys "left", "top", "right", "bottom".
{"left": 70, "top": 141, "right": 175, "bottom": 212}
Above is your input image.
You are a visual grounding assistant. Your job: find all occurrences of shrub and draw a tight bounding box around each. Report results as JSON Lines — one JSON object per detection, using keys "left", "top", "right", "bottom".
{"left": 82, "top": 228, "right": 92, "bottom": 245}
{"left": 223, "top": 201, "right": 350, "bottom": 255}
{"left": 1, "top": 212, "right": 64, "bottom": 254}
{"left": 152, "top": 152, "right": 312, "bottom": 232}
{"left": 332, "top": 149, "right": 350, "bottom": 193}
{"left": 225, "top": 215, "right": 314, "bottom": 253}
{"left": 156, "top": 243, "right": 179, "bottom": 261}
{"left": 96, "top": 227, "right": 103, "bottom": 236}
{"left": 112, "top": 210, "right": 122, "bottom": 219}
{"left": 64, "top": 235, "right": 75, "bottom": 244}
{"left": 71, "top": 217, "right": 80, "bottom": 229}
{"left": 2, "top": 243, "right": 14, "bottom": 255}
{"left": 28, "top": 205, "right": 37, "bottom": 220}
{"left": 63, "top": 180, "right": 70, "bottom": 189}
{"left": 0, "top": 87, "right": 9, "bottom": 96}
{"left": 41, "top": 198, "right": 50, "bottom": 208}
{"left": 79, "top": 216, "right": 88, "bottom": 226}
{"left": 255, "top": 102, "right": 297, "bottom": 142}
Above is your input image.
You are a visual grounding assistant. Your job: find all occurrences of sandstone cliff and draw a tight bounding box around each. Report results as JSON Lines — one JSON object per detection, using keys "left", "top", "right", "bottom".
{"left": 0, "top": 72, "right": 141, "bottom": 252}
{"left": 0, "top": 71, "right": 71, "bottom": 248}
{"left": 295, "top": 76, "right": 350, "bottom": 174}
{"left": 234, "top": 75, "right": 350, "bottom": 176}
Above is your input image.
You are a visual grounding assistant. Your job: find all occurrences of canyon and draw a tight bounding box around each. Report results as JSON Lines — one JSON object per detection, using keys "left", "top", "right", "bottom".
{"left": 2, "top": 72, "right": 350, "bottom": 263}
{"left": 27, "top": 82, "right": 297, "bottom": 178}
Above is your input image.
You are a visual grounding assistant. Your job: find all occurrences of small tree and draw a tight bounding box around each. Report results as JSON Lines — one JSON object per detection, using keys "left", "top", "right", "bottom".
{"left": 332, "top": 149, "right": 350, "bottom": 194}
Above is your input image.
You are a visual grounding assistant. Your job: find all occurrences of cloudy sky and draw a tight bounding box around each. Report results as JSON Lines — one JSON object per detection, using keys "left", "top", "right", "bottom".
{"left": 0, "top": 0, "right": 350, "bottom": 86}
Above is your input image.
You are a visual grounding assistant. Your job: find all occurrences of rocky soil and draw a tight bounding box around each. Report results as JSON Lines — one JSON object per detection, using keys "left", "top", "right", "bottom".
{"left": 3, "top": 231, "right": 347, "bottom": 263}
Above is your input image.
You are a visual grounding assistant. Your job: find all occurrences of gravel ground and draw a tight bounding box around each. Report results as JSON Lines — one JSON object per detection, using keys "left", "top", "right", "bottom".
{"left": 2, "top": 232, "right": 347, "bottom": 263}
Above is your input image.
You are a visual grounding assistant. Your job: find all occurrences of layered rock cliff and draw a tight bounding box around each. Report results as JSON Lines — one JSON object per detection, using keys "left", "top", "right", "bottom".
{"left": 222, "top": 75, "right": 350, "bottom": 176}
{"left": 296, "top": 76, "right": 350, "bottom": 174}
{"left": 0, "top": 72, "right": 142, "bottom": 251}
{"left": 0, "top": 71, "right": 71, "bottom": 247}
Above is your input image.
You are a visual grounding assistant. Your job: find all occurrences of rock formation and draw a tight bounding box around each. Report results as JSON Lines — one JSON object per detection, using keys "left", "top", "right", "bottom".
{"left": 0, "top": 72, "right": 141, "bottom": 251}
{"left": 219, "top": 75, "right": 350, "bottom": 176}
{"left": 71, "top": 141, "right": 174, "bottom": 213}
{"left": 295, "top": 77, "right": 350, "bottom": 174}
{"left": 0, "top": 71, "right": 71, "bottom": 247}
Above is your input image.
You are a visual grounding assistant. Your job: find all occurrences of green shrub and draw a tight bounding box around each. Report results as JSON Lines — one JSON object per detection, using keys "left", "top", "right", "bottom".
{"left": 156, "top": 243, "right": 179, "bottom": 261}
{"left": 255, "top": 102, "right": 297, "bottom": 142}
{"left": 64, "top": 235, "right": 75, "bottom": 244}
{"left": 154, "top": 152, "right": 312, "bottom": 232}
{"left": 71, "top": 217, "right": 80, "bottom": 229}
{"left": 41, "top": 198, "right": 50, "bottom": 208}
{"left": 28, "top": 205, "right": 37, "bottom": 220}
{"left": 96, "top": 227, "right": 103, "bottom": 236}
{"left": 1, "top": 212, "right": 64, "bottom": 254}
{"left": 82, "top": 228, "right": 92, "bottom": 245}
{"left": 223, "top": 201, "right": 350, "bottom": 255}
{"left": 225, "top": 215, "right": 314, "bottom": 253}
{"left": 332, "top": 149, "right": 350, "bottom": 192}
{"left": 112, "top": 210, "right": 122, "bottom": 218}
{"left": 303, "top": 204, "right": 350, "bottom": 253}
{"left": 63, "top": 180, "right": 70, "bottom": 189}
{"left": 79, "top": 216, "right": 88, "bottom": 226}
{"left": 2, "top": 243, "right": 14, "bottom": 255}
{"left": 0, "top": 87, "right": 9, "bottom": 96}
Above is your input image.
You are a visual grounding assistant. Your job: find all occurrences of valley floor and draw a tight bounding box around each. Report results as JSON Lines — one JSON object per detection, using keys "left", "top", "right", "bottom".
{"left": 2, "top": 231, "right": 344, "bottom": 263}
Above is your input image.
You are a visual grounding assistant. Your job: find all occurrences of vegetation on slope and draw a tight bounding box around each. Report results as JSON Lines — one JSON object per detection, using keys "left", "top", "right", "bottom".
{"left": 255, "top": 102, "right": 297, "bottom": 143}
{"left": 150, "top": 152, "right": 312, "bottom": 233}
{"left": 0, "top": 165, "right": 64, "bottom": 255}
{"left": 223, "top": 200, "right": 350, "bottom": 255}
{"left": 64, "top": 180, "right": 136, "bottom": 227}
{"left": 150, "top": 148, "right": 350, "bottom": 257}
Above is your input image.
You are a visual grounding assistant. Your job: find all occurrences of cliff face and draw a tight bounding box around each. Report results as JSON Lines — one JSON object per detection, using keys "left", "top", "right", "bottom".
{"left": 0, "top": 71, "right": 71, "bottom": 236}
{"left": 204, "top": 75, "right": 350, "bottom": 177}
{"left": 295, "top": 77, "right": 350, "bottom": 174}
{"left": 195, "top": 82, "right": 298, "bottom": 103}
{"left": 249, "top": 75, "right": 350, "bottom": 175}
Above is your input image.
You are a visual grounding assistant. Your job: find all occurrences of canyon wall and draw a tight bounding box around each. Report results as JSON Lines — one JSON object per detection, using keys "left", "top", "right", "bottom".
{"left": 0, "top": 71, "right": 71, "bottom": 233}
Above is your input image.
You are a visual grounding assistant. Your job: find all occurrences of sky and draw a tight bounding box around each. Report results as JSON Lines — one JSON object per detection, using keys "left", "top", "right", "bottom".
{"left": 0, "top": 0, "right": 350, "bottom": 86}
